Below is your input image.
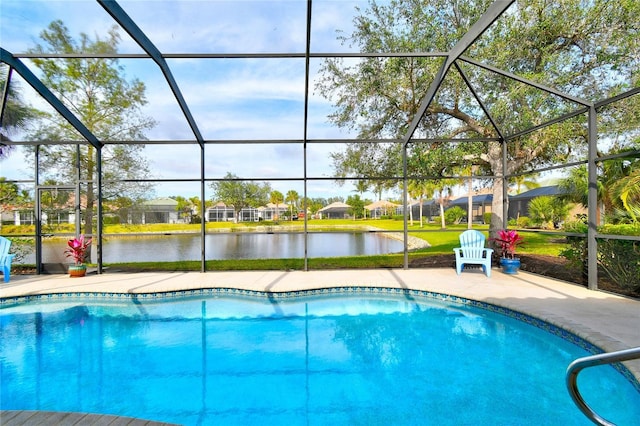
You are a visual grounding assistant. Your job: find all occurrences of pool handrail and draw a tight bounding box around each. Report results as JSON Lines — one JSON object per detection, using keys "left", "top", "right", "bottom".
{"left": 566, "top": 346, "right": 640, "bottom": 426}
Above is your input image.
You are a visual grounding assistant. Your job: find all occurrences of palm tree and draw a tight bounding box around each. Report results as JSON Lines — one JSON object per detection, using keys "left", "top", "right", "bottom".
{"left": 270, "top": 190, "right": 284, "bottom": 222}
{"left": 558, "top": 166, "right": 591, "bottom": 208}
{"left": 285, "top": 190, "right": 299, "bottom": 221}
{"left": 189, "top": 196, "right": 201, "bottom": 218}
{"left": 408, "top": 180, "right": 436, "bottom": 228}
{"left": 559, "top": 154, "right": 638, "bottom": 224}
{"left": 435, "top": 179, "right": 457, "bottom": 229}
{"left": 610, "top": 167, "right": 640, "bottom": 222}
{"left": 353, "top": 180, "right": 369, "bottom": 219}
{"left": 511, "top": 174, "right": 541, "bottom": 194}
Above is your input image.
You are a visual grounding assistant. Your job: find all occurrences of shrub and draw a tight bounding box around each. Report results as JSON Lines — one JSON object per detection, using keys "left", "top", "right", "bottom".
{"left": 560, "top": 220, "right": 640, "bottom": 292}
{"left": 529, "top": 196, "right": 571, "bottom": 228}
{"left": 444, "top": 206, "right": 466, "bottom": 224}
{"left": 597, "top": 222, "right": 640, "bottom": 293}
{"left": 483, "top": 212, "right": 492, "bottom": 224}
{"left": 559, "top": 219, "right": 588, "bottom": 282}
{"left": 598, "top": 238, "right": 640, "bottom": 293}
{"left": 508, "top": 216, "right": 531, "bottom": 228}
{"left": 103, "top": 215, "right": 120, "bottom": 225}
{"left": 600, "top": 222, "right": 640, "bottom": 236}
{"left": 507, "top": 216, "right": 530, "bottom": 227}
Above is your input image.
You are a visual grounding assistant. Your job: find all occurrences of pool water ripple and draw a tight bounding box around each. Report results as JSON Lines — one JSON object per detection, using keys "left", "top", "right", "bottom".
{"left": 1, "top": 290, "right": 639, "bottom": 426}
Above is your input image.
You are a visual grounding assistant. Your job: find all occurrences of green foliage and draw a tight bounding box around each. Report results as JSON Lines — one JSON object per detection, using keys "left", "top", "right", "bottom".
{"left": 0, "top": 69, "right": 39, "bottom": 158}
{"left": 483, "top": 212, "right": 492, "bottom": 225}
{"left": 285, "top": 190, "right": 300, "bottom": 220}
{"left": 516, "top": 216, "right": 531, "bottom": 228}
{"left": 211, "top": 172, "right": 271, "bottom": 221}
{"left": 346, "top": 194, "right": 365, "bottom": 218}
{"left": 610, "top": 169, "right": 640, "bottom": 222}
{"left": 514, "top": 231, "right": 565, "bottom": 256}
{"left": 173, "top": 196, "right": 195, "bottom": 223}
{"left": 600, "top": 223, "right": 640, "bottom": 236}
{"left": 559, "top": 219, "right": 588, "bottom": 272}
{"left": 270, "top": 190, "right": 284, "bottom": 206}
{"left": 317, "top": 0, "right": 640, "bottom": 235}
{"left": 559, "top": 221, "right": 639, "bottom": 291}
{"left": 598, "top": 238, "right": 640, "bottom": 292}
{"left": 103, "top": 215, "right": 120, "bottom": 225}
{"left": 444, "top": 206, "right": 465, "bottom": 225}
{"left": 528, "top": 196, "right": 571, "bottom": 228}
{"left": 597, "top": 222, "right": 640, "bottom": 292}
{"left": 0, "top": 178, "right": 20, "bottom": 207}
{"left": 0, "top": 178, "right": 32, "bottom": 215}
{"left": 25, "top": 20, "right": 155, "bottom": 237}
{"left": 559, "top": 153, "right": 640, "bottom": 225}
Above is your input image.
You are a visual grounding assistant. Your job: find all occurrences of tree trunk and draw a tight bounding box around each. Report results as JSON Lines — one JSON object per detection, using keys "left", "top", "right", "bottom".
{"left": 488, "top": 141, "right": 505, "bottom": 243}
{"left": 83, "top": 146, "right": 95, "bottom": 263}
{"left": 409, "top": 198, "right": 414, "bottom": 226}
{"left": 467, "top": 175, "right": 473, "bottom": 229}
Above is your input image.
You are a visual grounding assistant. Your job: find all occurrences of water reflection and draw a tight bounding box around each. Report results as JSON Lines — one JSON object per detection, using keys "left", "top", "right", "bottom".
{"left": 32, "top": 233, "right": 404, "bottom": 263}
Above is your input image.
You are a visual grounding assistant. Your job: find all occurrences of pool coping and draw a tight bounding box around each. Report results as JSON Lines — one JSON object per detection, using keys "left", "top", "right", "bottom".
{"left": 2, "top": 267, "right": 640, "bottom": 387}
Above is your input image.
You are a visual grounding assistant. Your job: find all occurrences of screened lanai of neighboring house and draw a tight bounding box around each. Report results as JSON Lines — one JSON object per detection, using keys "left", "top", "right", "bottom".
{"left": 1, "top": 0, "right": 638, "bottom": 293}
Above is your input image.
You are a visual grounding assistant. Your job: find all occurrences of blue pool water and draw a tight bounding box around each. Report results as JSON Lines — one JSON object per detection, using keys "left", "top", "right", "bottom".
{"left": 1, "top": 289, "right": 639, "bottom": 425}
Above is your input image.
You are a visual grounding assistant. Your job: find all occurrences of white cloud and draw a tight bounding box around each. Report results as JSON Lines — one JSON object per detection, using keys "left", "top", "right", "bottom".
{"left": 1, "top": 0, "right": 369, "bottom": 200}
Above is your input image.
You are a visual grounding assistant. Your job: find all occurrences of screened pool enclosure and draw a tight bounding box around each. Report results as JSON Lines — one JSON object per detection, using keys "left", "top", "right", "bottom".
{"left": 1, "top": 0, "right": 638, "bottom": 292}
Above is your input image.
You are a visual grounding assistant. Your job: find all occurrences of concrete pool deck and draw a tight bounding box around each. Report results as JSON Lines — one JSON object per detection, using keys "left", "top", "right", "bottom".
{"left": 2, "top": 267, "right": 640, "bottom": 383}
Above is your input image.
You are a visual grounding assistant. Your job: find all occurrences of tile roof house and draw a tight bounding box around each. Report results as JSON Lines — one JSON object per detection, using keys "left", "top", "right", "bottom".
{"left": 318, "top": 202, "right": 351, "bottom": 219}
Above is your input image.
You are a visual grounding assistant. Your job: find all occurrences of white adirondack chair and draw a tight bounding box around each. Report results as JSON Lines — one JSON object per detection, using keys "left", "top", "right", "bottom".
{"left": 453, "top": 230, "right": 493, "bottom": 277}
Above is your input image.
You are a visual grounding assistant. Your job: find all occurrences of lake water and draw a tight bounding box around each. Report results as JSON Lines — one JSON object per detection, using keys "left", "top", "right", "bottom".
{"left": 33, "top": 233, "right": 405, "bottom": 264}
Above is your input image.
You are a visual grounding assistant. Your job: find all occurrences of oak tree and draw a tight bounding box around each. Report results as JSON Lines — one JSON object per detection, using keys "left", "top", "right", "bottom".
{"left": 317, "top": 0, "right": 640, "bottom": 237}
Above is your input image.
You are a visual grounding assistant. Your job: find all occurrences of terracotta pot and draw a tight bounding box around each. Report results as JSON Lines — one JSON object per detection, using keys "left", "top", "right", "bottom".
{"left": 69, "top": 264, "right": 87, "bottom": 277}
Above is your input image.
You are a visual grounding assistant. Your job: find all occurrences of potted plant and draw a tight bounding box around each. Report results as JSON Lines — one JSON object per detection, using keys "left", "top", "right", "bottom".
{"left": 494, "top": 229, "right": 524, "bottom": 274}
{"left": 64, "top": 234, "right": 92, "bottom": 277}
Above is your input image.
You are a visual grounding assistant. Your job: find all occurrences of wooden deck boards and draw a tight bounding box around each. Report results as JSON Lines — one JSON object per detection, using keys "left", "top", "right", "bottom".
{"left": 0, "top": 411, "right": 178, "bottom": 425}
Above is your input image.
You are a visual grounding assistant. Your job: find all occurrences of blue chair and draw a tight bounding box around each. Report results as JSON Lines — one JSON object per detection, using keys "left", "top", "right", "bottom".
{"left": 453, "top": 230, "right": 493, "bottom": 277}
{"left": 0, "top": 236, "right": 16, "bottom": 283}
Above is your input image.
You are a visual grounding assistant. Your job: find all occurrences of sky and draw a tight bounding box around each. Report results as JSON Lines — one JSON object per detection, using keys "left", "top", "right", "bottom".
{"left": 1, "top": 0, "right": 412, "bottom": 202}
{"left": 0, "top": 0, "right": 584, "bottom": 203}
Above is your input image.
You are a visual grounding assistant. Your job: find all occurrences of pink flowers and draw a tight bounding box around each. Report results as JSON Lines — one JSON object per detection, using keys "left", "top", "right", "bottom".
{"left": 494, "top": 229, "right": 524, "bottom": 259}
{"left": 64, "top": 234, "right": 92, "bottom": 265}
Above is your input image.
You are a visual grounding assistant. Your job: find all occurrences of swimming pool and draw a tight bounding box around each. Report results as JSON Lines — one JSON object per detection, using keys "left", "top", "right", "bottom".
{"left": 1, "top": 288, "right": 639, "bottom": 425}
